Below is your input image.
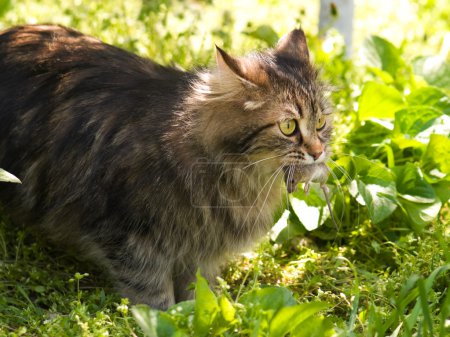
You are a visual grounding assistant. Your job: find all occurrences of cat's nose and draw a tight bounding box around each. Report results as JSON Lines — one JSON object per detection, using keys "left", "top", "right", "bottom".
{"left": 304, "top": 140, "right": 324, "bottom": 161}
{"left": 308, "top": 150, "right": 323, "bottom": 161}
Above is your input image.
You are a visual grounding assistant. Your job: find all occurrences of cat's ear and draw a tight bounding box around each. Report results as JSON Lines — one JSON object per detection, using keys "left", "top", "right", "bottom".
{"left": 275, "top": 29, "right": 309, "bottom": 61}
{"left": 215, "top": 45, "right": 268, "bottom": 87}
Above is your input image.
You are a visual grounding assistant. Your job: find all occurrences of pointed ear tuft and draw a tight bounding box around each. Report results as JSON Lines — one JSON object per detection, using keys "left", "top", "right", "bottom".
{"left": 275, "top": 29, "right": 310, "bottom": 61}
{"left": 215, "top": 45, "right": 246, "bottom": 78}
{"left": 215, "top": 45, "right": 269, "bottom": 87}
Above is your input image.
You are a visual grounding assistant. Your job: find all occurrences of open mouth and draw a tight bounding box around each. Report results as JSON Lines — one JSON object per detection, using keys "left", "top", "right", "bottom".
{"left": 283, "top": 163, "right": 329, "bottom": 193}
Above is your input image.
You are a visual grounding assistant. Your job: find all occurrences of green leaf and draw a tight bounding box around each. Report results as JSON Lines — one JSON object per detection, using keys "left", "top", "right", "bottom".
{"left": 422, "top": 134, "right": 450, "bottom": 178}
{"left": 0, "top": 0, "right": 11, "bottom": 18}
{"left": 291, "top": 315, "right": 335, "bottom": 337}
{"left": 132, "top": 305, "right": 159, "bottom": 337}
{"left": 239, "top": 287, "right": 296, "bottom": 313}
{"left": 394, "top": 106, "right": 443, "bottom": 137}
{"left": 407, "top": 87, "right": 450, "bottom": 115}
{"left": 362, "top": 36, "right": 404, "bottom": 77}
{"left": 243, "top": 25, "right": 279, "bottom": 45}
{"left": 0, "top": 168, "right": 21, "bottom": 184}
{"left": 358, "top": 82, "right": 405, "bottom": 120}
{"left": 167, "top": 300, "right": 195, "bottom": 316}
{"left": 394, "top": 164, "right": 437, "bottom": 203}
{"left": 155, "top": 313, "right": 181, "bottom": 337}
{"left": 405, "top": 265, "right": 450, "bottom": 331}
{"left": 347, "top": 120, "right": 392, "bottom": 155}
{"left": 193, "top": 272, "right": 219, "bottom": 337}
{"left": 132, "top": 305, "right": 187, "bottom": 337}
{"left": 356, "top": 164, "right": 397, "bottom": 224}
{"left": 329, "top": 156, "right": 358, "bottom": 184}
{"left": 289, "top": 186, "right": 329, "bottom": 231}
{"left": 269, "top": 302, "right": 329, "bottom": 337}
{"left": 432, "top": 180, "right": 450, "bottom": 203}
{"left": 394, "top": 163, "right": 442, "bottom": 231}
{"left": 398, "top": 197, "right": 442, "bottom": 232}
{"left": 413, "top": 56, "right": 450, "bottom": 90}
{"left": 218, "top": 295, "right": 235, "bottom": 323}
{"left": 272, "top": 210, "right": 307, "bottom": 243}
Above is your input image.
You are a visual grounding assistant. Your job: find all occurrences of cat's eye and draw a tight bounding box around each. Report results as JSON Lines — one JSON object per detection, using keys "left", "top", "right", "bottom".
{"left": 279, "top": 119, "right": 297, "bottom": 136}
{"left": 316, "top": 115, "right": 326, "bottom": 130}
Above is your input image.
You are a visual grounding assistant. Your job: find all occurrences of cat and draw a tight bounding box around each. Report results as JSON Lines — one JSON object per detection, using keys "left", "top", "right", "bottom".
{"left": 0, "top": 24, "right": 332, "bottom": 309}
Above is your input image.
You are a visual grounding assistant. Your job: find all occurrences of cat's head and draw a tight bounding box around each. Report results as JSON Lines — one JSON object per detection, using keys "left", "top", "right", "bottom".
{"left": 192, "top": 29, "right": 332, "bottom": 192}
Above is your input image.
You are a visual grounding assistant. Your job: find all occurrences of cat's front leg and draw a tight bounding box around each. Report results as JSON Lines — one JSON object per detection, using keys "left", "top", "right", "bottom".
{"left": 106, "top": 240, "right": 176, "bottom": 310}
{"left": 173, "top": 265, "right": 196, "bottom": 303}
{"left": 173, "top": 261, "right": 220, "bottom": 303}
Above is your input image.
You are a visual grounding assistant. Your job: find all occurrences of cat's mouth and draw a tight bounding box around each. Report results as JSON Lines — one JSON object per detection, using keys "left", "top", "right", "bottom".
{"left": 283, "top": 163, "right": 329, "bottom": 193}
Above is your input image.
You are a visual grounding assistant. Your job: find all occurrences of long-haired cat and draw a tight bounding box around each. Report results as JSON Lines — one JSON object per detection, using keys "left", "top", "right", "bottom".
{"left": 0, "top": 25, "right": 332, "bottom": 309}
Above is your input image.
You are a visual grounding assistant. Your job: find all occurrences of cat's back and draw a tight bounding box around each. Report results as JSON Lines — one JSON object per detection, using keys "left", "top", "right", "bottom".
{"left": 0, "top": 25, "right": 188, "bottom": 221}
{"left": 0, "top": 24, "right": 183, "bottom": 81}
{"left": 0, "top": 24, "right": 186, "bottom": 132}
{"left": 0, "top": 24, "right": 187, "bottom": 151}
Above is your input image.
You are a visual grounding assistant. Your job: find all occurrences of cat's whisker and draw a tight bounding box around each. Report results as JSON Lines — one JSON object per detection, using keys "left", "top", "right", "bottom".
{"left": 242, "top": 153, "right": 285, "bottom": 170}
{"left": 325, "top": 161, "right": 361, "bottom": 238}
{"left": 241, "top": 165, "right": 284, "bottom": 228}
{"left": 284, "top": 165, "right": 295, "bottom": 238}
{"left": 338, "top": 153, "right": 388, "bottom": 168}
{"left": 325, "top": 166, "right": 345, "bottom": 229}
{"left": 321, "top": 183, "right": 339, "bottom": 232}
{"left": 326, "top": 158, "right": 353, "bottom": 184}
{"left": 250, "top": 166, "right": 285, "bottom": 230}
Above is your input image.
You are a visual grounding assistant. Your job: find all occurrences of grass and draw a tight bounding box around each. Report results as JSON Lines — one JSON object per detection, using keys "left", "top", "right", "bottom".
{"left": 1, "top": 210, "right": 449, "bottom": 335}
{"left": 0, "top": 0, "right": 449, "bottom": 336}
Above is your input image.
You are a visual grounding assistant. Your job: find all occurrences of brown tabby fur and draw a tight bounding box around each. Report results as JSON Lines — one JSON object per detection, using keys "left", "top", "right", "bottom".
{"left": 0, "top": 25, "right": 332, "bottom": 309}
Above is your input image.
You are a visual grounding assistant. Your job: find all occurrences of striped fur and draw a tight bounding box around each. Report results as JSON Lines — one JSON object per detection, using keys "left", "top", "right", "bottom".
{"left": 0, "top": 25, "right": 332, "bottom": 309}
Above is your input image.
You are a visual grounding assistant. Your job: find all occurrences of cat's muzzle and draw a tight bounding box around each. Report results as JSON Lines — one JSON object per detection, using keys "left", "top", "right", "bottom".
{"left": 284, "top": 163, "right": 329, "bottom": 193}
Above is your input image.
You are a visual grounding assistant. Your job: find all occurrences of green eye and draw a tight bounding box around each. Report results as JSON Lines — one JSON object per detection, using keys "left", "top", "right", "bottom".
{"left": 279, "top": 119, "right": 297, "bottom": 136}
{"left": 316, "top": 115, "right": 326, "bottom": 130}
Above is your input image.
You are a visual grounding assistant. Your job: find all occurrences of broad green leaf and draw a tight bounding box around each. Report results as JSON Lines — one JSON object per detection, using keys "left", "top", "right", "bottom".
{"left": 413, "top": 56, "right": 450, "bottom": 90}
{"left": 422, "top": 134, "right": 450, "bottom": 178}
{"left": 156, "top": 313, "right": 183, "bottom": 337}
{"left": 132, "top": 305, "right": 188, "bottom": 337}
{"left": 366, "top": 66, "right": 395, "bottom": 84}
{"left": 218, "top": 295, "right": 235, "bottom": 323}
{"left": 398, "top": 197, "right": 442, "bottom": 232}
{"left": 347, "top": 120, "right": 392, "bottom": 155}
{"left": 269, "top": 302, "right": 329, "bottom": 337}
{"left": 167, "top": 300, "right": 195, "bottom": 316}
{"left": 415, "top": 115, "right": 450, "bottom": 144}
{"left": 358, "top": 82, "right": 405, "bottom": 120}
{"left": 393, "top": 164, "right": 442, "bottom": 231}
{"left": 391, "top": 135, "right": 424, "bottom": 151}
{"left": 407, "top": 87, "right": 450, "bottom": 115}
{"left": 291, "top": 315, "right": 335, "bottom": 337}
{"left": 362, "top": 36, "right": 404, "bottom": 77}
{"left": 0, "top": 0, "right": 11, "bottom": 18}
{"left": 329, "top": 156, "right": 358, "bottom": 184}
{"left": 243, "top": 25, "right": 279, "bottom": 45}
{"left": 239, "top": 287, "right": 296, "bottom": 313}
{"left": 394, "top": 106, "right": 442, "bottom": 137}
{"left": 394, "top": 164, "right": 437, "bottom": 203}
{"left": 0, "top": 168, "right": 21, "bottom": 183}
{"left": 432, "top": 180, "right": 450, "bottom": 203}
{"left": 289, "top": 197, "right": 321, "bottom": 231}
{"left": 356, "top": 164, "right": 397, "bottom": 224}
{"left": 289, "top": 186, "right": 329, "bottom": 232}
{"left": 273, "top": 210, "right": 307, "bottom": 243}
{"left": 132, "top": 305, "right": 159, "bottom": 337}
{"left": 193, "top": 272, "right": 219, "bottom": 337}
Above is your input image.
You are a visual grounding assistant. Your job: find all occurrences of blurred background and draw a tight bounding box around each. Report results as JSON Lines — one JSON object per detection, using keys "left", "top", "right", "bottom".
{"left": 1, "top": 2, "right": 449, "bottom": 335}
{"left": 0, "top": 0, "right": 448, "bottom": 66}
